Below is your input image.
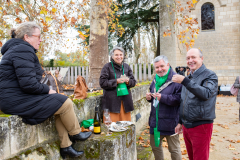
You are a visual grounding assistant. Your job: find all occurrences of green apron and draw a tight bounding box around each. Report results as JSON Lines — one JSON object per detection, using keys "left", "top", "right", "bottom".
{"left": 111, "top": 62, "right": 129, "bottom": 96}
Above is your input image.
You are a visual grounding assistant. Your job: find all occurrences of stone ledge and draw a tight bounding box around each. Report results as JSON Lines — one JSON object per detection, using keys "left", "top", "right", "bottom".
{"left": 2, "top": 125, "right": 136, "bottom": 160}
{"left": 0, "top": 84, "right": 150, "bottom": 159}
{"left": 67, "top": 125, "right": 136, "bottom": 160}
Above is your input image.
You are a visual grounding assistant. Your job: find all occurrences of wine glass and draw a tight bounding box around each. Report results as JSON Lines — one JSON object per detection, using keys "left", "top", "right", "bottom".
{"left": 103, "top": 109, "right": 110, "bottom": 120}
{"left": 104, "top": 116, "right": 112, "bottom": 136}
{"left": 49, "top": 85, "right": 55, "bottom": 91}
{"left": 88, "top": 82, "right": 93, "bottom": 92}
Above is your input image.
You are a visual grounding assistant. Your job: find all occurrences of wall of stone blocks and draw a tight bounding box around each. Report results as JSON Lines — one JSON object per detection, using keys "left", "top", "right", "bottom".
{"left": 173, "top": 0, "right": 240, "bottom": 85}
{"left": 0, "top": 85, "right": 150, "bottom": 160}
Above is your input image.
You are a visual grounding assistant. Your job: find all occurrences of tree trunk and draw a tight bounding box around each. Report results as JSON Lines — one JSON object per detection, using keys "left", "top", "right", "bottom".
{"left": 159, "top": 0, "right": 176, "bottom": 67}
{"left": 133, "top": 28, "right": 141, "bottom": 64}
{"left": 89, "top": 0, "right": 109, "bottom": 88}
{"left": 156, "top": 25, "right": 160, "bottom": 57}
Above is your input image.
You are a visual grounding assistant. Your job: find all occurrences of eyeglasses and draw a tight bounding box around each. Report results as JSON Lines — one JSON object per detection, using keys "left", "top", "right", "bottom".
{"left": 31, "top": 34, "right": 41, "bottom": 39}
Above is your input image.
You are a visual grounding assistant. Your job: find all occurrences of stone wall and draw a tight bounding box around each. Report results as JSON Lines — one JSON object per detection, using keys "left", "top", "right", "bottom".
{"left": 180, "top": 0, "right": 240, "bottom": 85}
{"left": 160, "top": 0, "right": 240, "bottom": 85}
{"left": 0, "top": 84, "right": 151, "bottom": 160}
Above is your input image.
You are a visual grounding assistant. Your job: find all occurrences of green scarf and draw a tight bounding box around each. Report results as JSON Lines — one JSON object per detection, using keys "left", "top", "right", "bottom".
{"left": 155, "top": 68, "right": 171, "bottom": 91}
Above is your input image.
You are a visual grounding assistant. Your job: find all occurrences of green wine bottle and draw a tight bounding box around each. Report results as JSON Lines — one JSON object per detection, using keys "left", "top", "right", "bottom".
{"left": 94, "top": 106, "right": 101, "bottom": 134}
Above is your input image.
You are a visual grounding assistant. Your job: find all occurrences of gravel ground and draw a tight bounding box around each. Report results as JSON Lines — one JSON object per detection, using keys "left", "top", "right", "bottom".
{"left": 162, "top": 96, "right": 240, "bottom": 160}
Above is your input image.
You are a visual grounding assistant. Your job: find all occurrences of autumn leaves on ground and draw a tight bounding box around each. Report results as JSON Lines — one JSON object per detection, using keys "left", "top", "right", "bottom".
{"left": 136, "top": 96, "right": 240, "bottom": 160}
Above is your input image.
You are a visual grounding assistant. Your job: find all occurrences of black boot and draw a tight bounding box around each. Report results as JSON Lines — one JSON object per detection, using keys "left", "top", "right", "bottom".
{"left": 60, "top": 145, "right": 83, "bottom": 159}
{"left": 69, "top": 132, "right": 92, "bottom": 143}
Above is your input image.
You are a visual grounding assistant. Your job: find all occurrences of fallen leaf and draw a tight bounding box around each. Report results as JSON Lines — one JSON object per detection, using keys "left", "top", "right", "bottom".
{"left": 142, "top": 144, "right": 150, "bottom": 147}
{"left": 162, "top": 142, "right": 168, "bottom": 148}
{"left": 213, "top": 129, "right": 218, "bottom": 133}
{"left": 147, "top": 140, "right": 150, "bottom": 144}
{"left": 182, "top": 149, "right": 187, "bottom": 155}
{"left": 210, "top": 142, "right": 215, "bottom": 146}
{"left": 139, "top": 136, "right": 144, "bottom": 140}
{"left": 141, "top": 132, "right": 145, "bottom": 136}
{"left": 228, "top": 144, "right": 236, "bottom": 150}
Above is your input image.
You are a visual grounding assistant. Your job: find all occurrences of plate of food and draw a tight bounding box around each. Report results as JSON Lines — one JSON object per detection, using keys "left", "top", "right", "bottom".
{"left": 109, "top": 122, "right": 127, "bottom": 132}
{"left": 116, "top": 121, "right": 134, "bottom": 127}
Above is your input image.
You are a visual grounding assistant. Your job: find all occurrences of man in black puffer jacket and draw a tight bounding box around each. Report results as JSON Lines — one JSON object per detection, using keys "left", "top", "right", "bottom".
{"left": 172, "top": 48, "right": 218, "bottom": 160}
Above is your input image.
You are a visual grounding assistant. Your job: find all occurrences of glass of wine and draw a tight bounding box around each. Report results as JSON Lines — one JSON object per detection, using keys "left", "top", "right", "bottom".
{"left": 103, "top": 109, "right": 109, "bottom": 120}
{"left": 104, "top": 116, "right": 112, "bottom": 136}
{"left": 88, "top": 82, "right": 93, "bottom": 92}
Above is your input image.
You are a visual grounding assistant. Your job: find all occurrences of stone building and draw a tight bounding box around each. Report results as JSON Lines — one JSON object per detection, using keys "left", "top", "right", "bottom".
{"left": 160, "top": 0, "right": 240, "bottom": 85}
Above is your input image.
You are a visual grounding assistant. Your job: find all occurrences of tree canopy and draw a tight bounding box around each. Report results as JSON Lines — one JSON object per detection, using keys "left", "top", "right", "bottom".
{"left": 112, "top": 0, "right": 159, "bottom": 54}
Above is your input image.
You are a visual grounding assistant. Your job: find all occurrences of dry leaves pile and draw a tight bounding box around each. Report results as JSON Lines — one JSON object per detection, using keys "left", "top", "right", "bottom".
{"left": 136, "top": 126, "right": 150, "bottom": 148}
{"left": 62, "top": 84, "right": 75, "bottom": 90}
{"left": 136, "top": 125, "right": 188, "bottom": 157}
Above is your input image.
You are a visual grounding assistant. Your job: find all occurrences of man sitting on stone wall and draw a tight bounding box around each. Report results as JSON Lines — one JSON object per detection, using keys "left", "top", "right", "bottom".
{"left": 146, "top": 55, "right": 182, "bottom": 160}
{"left": 173, "top": 48, "right": 218, "bottom": 160}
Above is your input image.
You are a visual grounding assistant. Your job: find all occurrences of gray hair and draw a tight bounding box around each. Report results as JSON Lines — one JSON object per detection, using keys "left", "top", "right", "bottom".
{"left": 109, "top": 46, "right": 125, "bottom": 57}
{"left": 198, "top": 49, "right": 203, "bottom": 58}
{"left": 153, "top": 55, "right": 169, "bottom": 65}
{"left": 10, "top": 22, "right": 41, "bottom": 39}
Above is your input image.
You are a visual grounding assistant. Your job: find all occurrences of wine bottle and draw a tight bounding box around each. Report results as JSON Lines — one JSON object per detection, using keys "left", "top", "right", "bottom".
{"left": 94, "top": 106, "right": 101, "bottom": 134}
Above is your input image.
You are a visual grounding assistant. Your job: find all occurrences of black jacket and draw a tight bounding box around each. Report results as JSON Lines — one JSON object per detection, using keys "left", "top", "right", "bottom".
{"left": 148, "top": 67, "right": 182, "bottom": 135}
{"left": 0, "top": 38, "right": 68, "bottom": 125}
{"left": 179, "top": 64, "right": 218, "bottom": 128}
{"left": 99, "top": 61, "right": 136, "bottom": 113}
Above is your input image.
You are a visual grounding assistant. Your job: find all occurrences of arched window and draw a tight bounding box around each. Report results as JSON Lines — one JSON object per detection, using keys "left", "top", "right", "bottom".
{"left": 201, "top": 3, "right": 215, "bottom": 30}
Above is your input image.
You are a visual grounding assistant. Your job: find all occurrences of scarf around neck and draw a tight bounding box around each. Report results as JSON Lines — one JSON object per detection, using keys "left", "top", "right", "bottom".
{"left": 155, "top": 67, "right": 170, "bottom": 92}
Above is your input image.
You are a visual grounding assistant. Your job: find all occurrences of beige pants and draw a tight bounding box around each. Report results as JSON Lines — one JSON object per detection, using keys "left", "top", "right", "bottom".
{"left": 150, "top": 134, "right": 182, "bottom": 160}
{"left": 54, "top": 98, "right": 81, "bottom": 148}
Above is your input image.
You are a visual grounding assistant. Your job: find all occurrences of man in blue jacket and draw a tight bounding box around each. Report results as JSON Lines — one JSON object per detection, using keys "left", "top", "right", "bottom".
{"left": 146, "top": 55, "right": 182, "bottom": 160}
{"left": 173, "top": 48, "right": 218, "bottom": 160}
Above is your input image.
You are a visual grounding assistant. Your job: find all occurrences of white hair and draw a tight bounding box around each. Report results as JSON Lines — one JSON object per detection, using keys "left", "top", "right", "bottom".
{"left": 153, "top": 55, "right": 169, "bottom": 66}
{"left": 109, "top": 46, "right": 125, "bottom": 57}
